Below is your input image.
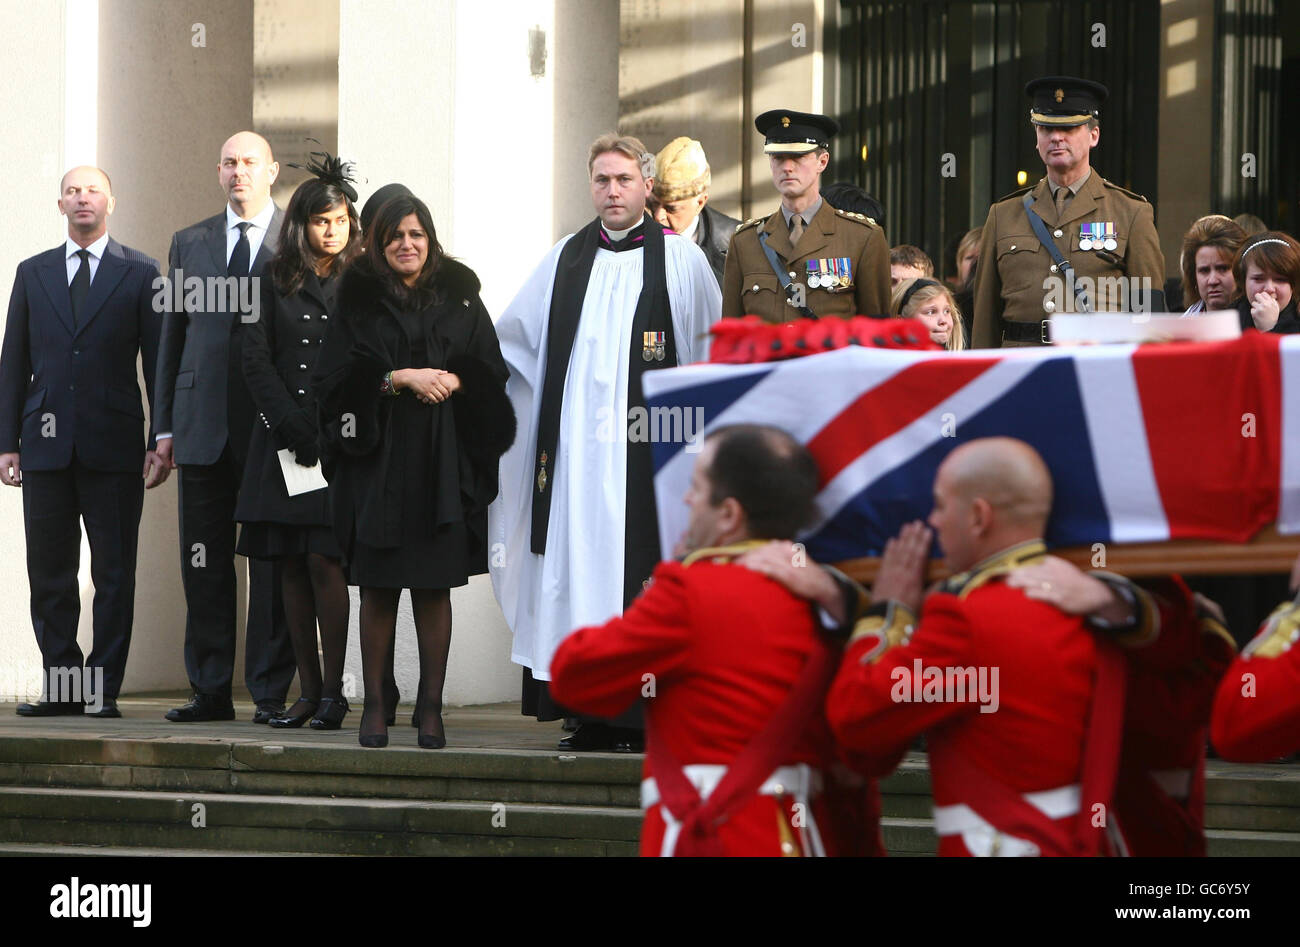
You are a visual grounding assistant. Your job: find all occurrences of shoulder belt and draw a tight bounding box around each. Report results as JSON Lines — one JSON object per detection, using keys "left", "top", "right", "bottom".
{"left": 1021, "top": 193, "right": 1091, "bottom": 314}
{"left": 757, "top": 229, "right": 819, "bottom": 321}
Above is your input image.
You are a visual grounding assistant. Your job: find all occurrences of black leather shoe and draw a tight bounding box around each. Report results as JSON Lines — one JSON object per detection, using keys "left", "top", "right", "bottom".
{"left": 309, "top": 697, "right": 350, "bottom": 731}
{"left": 557, "top": 723, "right": 615, "bottom": 752}
{"left": 613, "top": 733, "right": 645, "bottom": 754}
{"left": 16, "top": 700, "right": 84, "bottom": 717}
{"left": 85, "top": 699, "right": 120, "bottom": 718}
{"left": 252, "top": 700, "right": 285, "bottom": 724}
{"left": 382, "top": 680, "right": 399, "bottom": 727}
{"left": 268, "top": 699, "right": 318, "bottom": 728}
{"left": 165, "top": 693, "right": 235, "bottom": 722}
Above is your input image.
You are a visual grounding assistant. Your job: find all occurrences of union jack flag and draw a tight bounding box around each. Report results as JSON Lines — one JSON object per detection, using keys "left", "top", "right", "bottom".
{"left": 643, "top": 333, "right": 1300, "bottom": 563}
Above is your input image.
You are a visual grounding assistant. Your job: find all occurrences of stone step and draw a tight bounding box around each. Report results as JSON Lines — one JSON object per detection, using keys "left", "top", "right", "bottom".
{"left": 0, "top": 735, "right": 642, "bottom": 806}
{"left": 0, "top": 842, "right": 350, "bottom": 857}
{"left": 0, "top": 785, "right": 640, "bottom": 857}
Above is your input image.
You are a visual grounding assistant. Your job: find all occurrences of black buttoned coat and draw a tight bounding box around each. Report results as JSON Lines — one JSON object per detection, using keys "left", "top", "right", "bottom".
{"left": 234, "top": 269, "right": 337, "bottom": 525}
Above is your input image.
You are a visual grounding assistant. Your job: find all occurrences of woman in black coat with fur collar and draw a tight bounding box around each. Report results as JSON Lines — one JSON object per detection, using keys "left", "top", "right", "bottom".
{"left": 314, "top": 194, "right": 515, "bottom": 749}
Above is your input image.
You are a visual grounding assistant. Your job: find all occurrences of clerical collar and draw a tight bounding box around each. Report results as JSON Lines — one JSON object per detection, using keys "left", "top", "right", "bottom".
{"left": 781, "top": 197, "right": 823, "bottom": 229}
{"left": 600, "top": 222, "right": 646, "bottom": 253}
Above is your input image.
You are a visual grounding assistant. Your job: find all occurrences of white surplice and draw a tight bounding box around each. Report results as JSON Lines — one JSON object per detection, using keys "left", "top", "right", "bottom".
{"left": 489, "top": 230, "right": 722, "bottom": 679}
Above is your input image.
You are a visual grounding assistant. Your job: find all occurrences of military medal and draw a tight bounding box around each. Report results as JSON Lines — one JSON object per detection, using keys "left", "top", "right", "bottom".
{"left": 1103, "top": 222, "right": 1117, "bottom": 251}
{"left": 653, "top": 331, "right": 666, "bottom": 361}
{"left": 537, "top": 450, "right": 548, "bottom": 493}
{"left": 1078, "top": 224, "right": 1094, "bottom": 251}
{"left": 642, "top": 331, "right": 656, "bottom": 362}
{"left": 838, "top": 257, "right": 852, "bottom": 288}
{"left": 806, "top": 259, "right": 821, "bottom": 289}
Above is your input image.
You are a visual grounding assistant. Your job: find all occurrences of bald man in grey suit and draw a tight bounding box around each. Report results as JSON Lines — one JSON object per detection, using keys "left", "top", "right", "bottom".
{"left": 154, "top": 131, "right": 293, "bottom": 723}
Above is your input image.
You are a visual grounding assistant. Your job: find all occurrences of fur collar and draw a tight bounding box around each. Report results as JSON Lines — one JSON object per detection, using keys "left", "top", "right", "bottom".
{"left": 338, "top": 257, "right": 481, "bottom": 314}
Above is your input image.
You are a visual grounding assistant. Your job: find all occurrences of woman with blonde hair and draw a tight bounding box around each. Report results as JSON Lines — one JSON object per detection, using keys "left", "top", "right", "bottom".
{"left": 891, "top": 277, "right": 965, "bottom": 350}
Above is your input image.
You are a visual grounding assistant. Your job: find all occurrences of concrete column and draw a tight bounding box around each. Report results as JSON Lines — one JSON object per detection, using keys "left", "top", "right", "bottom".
{"left": 95, "top": 0, "right": 255, "bottom": 694}
{"left": 1157, "top": 0, "right": 1217, "bottom": 282}
{"left": 0, "top": 0, "right": 65, "bottom": 700}
{"left": 618, "top": 0, "right": 745, "bottom": 219}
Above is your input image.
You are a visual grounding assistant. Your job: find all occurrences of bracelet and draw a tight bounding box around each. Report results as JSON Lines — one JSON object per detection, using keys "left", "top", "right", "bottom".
{"left": 379, "top": 370, "right": 396, "bottom": 396}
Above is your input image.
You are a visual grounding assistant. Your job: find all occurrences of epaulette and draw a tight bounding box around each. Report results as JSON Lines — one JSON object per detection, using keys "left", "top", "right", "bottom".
{"left": 1100, "top": 178, "right": 1150, "bottom": 203}
{"left": 848, "top": 600, "right": 917, "bottom": 665}
{"left": 1241, "top": 596, "right": 1300, "bottom": 660}
{"left": 735, "top": 215, "right": 768, "bottom": 233}
{"left": 833, "top": 208, "right": 878, "bottom": 228}
{"left": 995, "top": 183, "right": 1037, "bottom": 204}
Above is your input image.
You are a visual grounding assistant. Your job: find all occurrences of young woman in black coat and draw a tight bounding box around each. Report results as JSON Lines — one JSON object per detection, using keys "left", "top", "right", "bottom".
{"left": 314, "top": 195, "right": 515, "bottom": 748}
{"left": 1234, "top": 231, "right": 1300, "bottom": 334}
{"left": 236, "top": 157, "right": 361, "bottom": 731}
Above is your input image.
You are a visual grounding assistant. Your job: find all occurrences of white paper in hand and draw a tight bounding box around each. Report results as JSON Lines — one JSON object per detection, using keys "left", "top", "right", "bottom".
{"left": 277, "top": 449, "right": 328, "bottom": 496}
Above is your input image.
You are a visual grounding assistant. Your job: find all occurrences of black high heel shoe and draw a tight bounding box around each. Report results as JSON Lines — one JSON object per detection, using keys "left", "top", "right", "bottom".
{"left": 309, "top": 696, "right": 350, "bottom": 731}
{"left": 268, "top": 698, "right": 319, "bottom": 729}
{"left": 417, "top": 709, "right": 445, "bottom": 749}
{"left": 358, "top": 702, "right": 388, "bottom": 748}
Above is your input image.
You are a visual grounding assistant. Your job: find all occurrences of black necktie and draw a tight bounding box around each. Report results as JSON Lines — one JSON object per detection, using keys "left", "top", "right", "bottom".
{"left": 228, "top": 221, "right": 252, "bottom": 276}
{"left": 69, "top": 249, "right": 91, "bottom": 326}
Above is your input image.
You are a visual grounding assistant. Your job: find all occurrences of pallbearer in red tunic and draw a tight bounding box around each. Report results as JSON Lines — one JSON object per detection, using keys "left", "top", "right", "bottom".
{"left": 549, "top": 424, "right": 885, "bottom": 857}
{"left": 1211, "top": 556, "right": 1300, "bottom": 762}
{"left": 1005, "top": 565, "right": 1236, "bottom": 856}
{"left": 756, "top": 438, "right": 1141, "bottom": 856}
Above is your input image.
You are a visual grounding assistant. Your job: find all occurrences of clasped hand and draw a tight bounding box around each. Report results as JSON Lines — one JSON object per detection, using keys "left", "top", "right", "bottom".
{"left": 395, "top": 368, "right": 460, "bottom": 404}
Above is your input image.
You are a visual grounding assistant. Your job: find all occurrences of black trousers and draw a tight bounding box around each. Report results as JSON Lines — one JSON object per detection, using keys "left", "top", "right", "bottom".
{"left": 177, "top": 444, "right": 293, "bottom": 701}
{"left": 22, "top": 458, "right": 144, "bottom": 701}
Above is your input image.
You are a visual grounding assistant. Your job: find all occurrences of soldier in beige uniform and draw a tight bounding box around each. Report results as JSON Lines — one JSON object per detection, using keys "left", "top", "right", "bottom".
{"left": 972, "top": 77, "right": 1166, "bottom": 348}
{"left": 722, "top": 109, "right": 891, "bottom": 322}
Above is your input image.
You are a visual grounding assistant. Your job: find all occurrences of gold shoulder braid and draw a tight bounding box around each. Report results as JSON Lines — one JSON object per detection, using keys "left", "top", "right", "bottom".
{"left": 940, "top": 540, "right": 1047, "bottom": 600}
{"left": 1242, "top": 596, "right": 1300, "bottom": 660}
{"left": 681, "top": 539, "right": 770, "bottom": 567}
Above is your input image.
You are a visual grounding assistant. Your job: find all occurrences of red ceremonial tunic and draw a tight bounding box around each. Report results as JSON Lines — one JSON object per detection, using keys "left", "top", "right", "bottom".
{"left": 1112, "top": 577, "right": 1235, "bottom": 857}
{"left": 1211, "top": 595, "right": 1300, "bottom": 762}
{"left": 549, "top": 542, "right": 885, "bottom": 857}
{"left": 825, "top": 540, "right": 1115, "bottom": 857}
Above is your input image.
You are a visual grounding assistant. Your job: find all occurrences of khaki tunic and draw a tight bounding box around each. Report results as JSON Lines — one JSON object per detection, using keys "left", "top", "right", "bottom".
{"left": 721, "top": 198, "right": 891, "bottom": 322}
{"left": 971, "top": 170, "right": 1166, "bottom": 348}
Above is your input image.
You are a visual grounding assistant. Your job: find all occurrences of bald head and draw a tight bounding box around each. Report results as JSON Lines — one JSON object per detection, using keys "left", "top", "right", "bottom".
{"left": 60, "top": 166, "right": 111, "bottom": 196}
{"left": 58, "top": 166, "right": 115, "bottom": 243}
{"left": 219, "top": 130, "right": 279, "bottom": 218}
{"left": 928, "top": 437, "right": 1053, "bottom": 572}
{"left": 941, "top": 438, "right": 1052, "bottom": 529}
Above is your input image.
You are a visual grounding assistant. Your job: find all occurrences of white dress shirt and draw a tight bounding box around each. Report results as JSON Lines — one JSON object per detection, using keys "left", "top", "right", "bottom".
{"left": 65, "top": 232, "right": 110, "bottom": 285}
{"left": 226, "top": 201, "right": 276, "bottom": 265}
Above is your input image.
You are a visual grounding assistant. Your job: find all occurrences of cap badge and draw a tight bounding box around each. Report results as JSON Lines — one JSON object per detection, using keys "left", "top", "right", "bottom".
{"left": 1054, "top": 88, "right": 1064, "bottom": 103}
{"left": 781, "top": 116, "right": 791, "bottom": 127}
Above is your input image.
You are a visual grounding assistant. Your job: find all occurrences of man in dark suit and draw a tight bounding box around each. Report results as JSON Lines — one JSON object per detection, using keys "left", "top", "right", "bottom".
{"left": 651, "top": 137, "right": 739, "bottom": 288}
{"left": 0, "top": 166, "right": 169, "bottom": 718}
{"left": 153, "top": 131, "right": 294, "bottom": 723}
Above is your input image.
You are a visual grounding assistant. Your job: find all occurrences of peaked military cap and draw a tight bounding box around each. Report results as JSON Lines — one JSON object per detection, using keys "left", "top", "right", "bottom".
{"left": 1025, "top": 76, "right": 1108, "bottom": 127}
{"left": 755, "top": 109, "right": 839, "bottom": 154}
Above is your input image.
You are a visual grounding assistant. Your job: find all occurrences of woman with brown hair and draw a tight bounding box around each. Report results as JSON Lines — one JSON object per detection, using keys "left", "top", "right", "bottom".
{"left": 1234, "top": 231, "right": 1300, "bottom": 334}
{"left": 314, "top": 194, "right": 515, "bottom": 748}
{"left": 236, "top": 152, "right": 361, "bottom": 731}
{"left": 1178, "top": 214, "right": 1246, "bottom": 315}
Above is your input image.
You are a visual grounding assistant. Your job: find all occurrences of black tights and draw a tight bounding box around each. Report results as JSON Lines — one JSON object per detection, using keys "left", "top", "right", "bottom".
{"left": 358, "top": 587, "right": 450, "bottom": 743}
{"left": 280, "top": 553, "right": 350, "bottom": 714}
